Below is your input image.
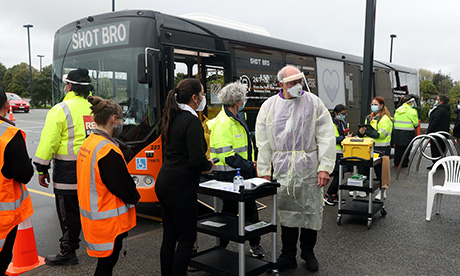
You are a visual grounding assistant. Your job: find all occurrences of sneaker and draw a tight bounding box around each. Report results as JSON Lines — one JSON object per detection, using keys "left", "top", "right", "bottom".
{"left": 348, "top": 191, "right": 367, "bottom": 198}
{"left": 375, "top": 189, "right": 387, "bottom": 201}
{"left": 45, "top": 251, "right": 78, "bottom": 266}
{"left": 301, "top": 250, "right": 319, "bottom": 272}
{"left": 323, "top": 194, "right": 335, "bottom": 206}
{"left": 276, "top": 256, "right": 297, "bottom": 271}
{"left": 249, "top": 244, "right": 265, "bottom": 258}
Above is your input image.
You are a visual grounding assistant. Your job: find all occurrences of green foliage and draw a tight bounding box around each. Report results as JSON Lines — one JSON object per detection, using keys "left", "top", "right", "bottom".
{"left": 448, "top": 85, "right": 460, "bottom": 102}
{"left": 0, "top": 62, "right": 6, "bottom": 88}
{"left": 3, "top": 62, "right": 39, "bottom": 97}
{"left": 32, "top": 65, "right": 52, "bottom": 107}
{"left": 437, "top": 79, "right": 453, "bottom": 95}
{"left": 418, "top": 68, "right": 434, "bottom": 83}
{"left": 419, "top": 101, "right": 433, "bottom": 122}
{"left": 420, "top": 80, "right": 437, "bottom": 101}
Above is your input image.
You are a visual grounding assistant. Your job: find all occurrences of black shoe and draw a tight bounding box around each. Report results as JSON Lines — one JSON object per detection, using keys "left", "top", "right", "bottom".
{"left": 323, "top": 194, "right": 335, "bottom": 206}
{"left": 276, "top": 256, "right": 297, "bottom": 271}
{"left": 45, "top": 251, "right": 78, "bottom": 266}
{"left": 249, "top": 244, "right": 265, "bottom": 258}
{"left": 301, "top": 250, "right": 319, "bottom": 272}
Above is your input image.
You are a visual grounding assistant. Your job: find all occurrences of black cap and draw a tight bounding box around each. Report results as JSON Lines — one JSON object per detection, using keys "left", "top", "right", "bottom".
{"left": 67, "top": 68, "right": 91, "bottom": 84}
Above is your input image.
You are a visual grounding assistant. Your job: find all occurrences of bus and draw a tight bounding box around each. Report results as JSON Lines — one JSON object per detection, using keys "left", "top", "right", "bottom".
{"left": 52, "top": 10, "right": 419, "bottom": 203}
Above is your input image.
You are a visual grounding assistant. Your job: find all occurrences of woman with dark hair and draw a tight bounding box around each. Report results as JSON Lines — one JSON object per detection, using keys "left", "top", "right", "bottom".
{"left": 393, "top": 95, "right": 419, "bottom": 168}
{"left": 77, "top": 96, "right": 140, "bottom": 276}
{"left": 427, "top": 95, "right": 451, "bottom": 169}
{"left": 155, "top": 78, "right": 215, "bottom": 276}
{"left": 357, "top": 96, "right": 393, "bottom": 200}
{"left": 324, "top": 104, "right": 351, "bottom": 206}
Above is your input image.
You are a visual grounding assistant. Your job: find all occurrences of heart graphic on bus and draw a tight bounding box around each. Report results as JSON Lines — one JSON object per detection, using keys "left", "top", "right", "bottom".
{"left": 322, "top": 69, "right": 340, "bottom": 102}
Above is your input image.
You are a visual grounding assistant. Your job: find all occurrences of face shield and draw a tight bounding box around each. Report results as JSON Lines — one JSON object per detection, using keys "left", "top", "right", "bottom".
{"left": 407, "top": 98, "right": 417, "bottom": 108}
{"left": 281, "top": 72, "right": 311, "bottom": 97}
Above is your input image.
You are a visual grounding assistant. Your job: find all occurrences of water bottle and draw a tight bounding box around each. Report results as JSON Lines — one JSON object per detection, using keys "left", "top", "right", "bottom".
{"left": 233, "top": 168, "right": 244, "bottom": 192}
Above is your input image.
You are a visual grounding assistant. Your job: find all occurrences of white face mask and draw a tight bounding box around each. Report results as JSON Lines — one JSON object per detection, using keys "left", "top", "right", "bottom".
{"left": 287, "top": 83, "right": 303, "bottom": 98}
{"left": 196, "top": 96, "right": 206, "bottom": 112}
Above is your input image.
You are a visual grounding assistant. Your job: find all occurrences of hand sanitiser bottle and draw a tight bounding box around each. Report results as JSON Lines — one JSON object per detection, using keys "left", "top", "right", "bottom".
{"left": 233, "top": 169, "right": 244, "bottom": 192}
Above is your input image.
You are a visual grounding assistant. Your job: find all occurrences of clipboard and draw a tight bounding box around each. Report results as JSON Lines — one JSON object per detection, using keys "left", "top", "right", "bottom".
{"left": 358, "top": 124, "right": 376, "bottom": 131}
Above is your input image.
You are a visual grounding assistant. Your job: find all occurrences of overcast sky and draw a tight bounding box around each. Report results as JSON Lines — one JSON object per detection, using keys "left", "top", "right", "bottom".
{"left": 1, "top": 0, "right": 458, "bottom": 80}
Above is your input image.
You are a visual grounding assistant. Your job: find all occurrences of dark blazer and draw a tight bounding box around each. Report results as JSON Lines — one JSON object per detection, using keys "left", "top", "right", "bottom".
{"left": 427, "top": 103, "right": 451, "bottom": 134}
{"left": 155, "top": 110, "right": 212, "bottom": 201}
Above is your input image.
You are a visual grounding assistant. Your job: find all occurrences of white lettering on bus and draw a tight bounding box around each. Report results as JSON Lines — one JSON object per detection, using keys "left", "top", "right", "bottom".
{"left": 85, "top": 31, "right": 93, "bottom": 47}
{"left": 71, "top": 23, "right": 128, "bottom": 50}
{"left": 117, "top": 24, "right": 126, "bottom": 42}
{"left": 92, "top": 29, "right": 99, "bottom": 46}
{"left": 109, "top": 25, "right": 118, "bottom": 43}
{"left": 102, "top": 27, "right": 110, "bottom": 44}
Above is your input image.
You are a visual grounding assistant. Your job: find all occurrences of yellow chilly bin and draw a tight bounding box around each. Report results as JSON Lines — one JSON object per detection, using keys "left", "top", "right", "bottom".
{"left": 342, "top": 137, "right": 375, "bottom": 160}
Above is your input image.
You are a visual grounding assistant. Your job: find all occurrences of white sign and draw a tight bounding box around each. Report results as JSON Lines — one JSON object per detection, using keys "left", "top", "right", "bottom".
{"left": 316, "top": 58, "right": 345, "bottom": 109}
{"left": 210, "top": 83, "right": 222, "bottom": 104}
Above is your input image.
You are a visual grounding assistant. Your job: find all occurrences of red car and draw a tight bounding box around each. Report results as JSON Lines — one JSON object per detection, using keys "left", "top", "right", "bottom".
{"left": 6, "top": 93, "right": 30, "bottom": 113}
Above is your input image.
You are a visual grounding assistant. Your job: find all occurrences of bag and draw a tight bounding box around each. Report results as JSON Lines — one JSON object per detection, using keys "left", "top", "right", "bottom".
{"left": 381, "top": 155, "right": 391, "bottom": 188}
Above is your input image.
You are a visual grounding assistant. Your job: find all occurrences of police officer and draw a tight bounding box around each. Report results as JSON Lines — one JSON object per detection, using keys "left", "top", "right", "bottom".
{"left": 393, "top": 96, "right": 419, "bottom": 167}
{"left": 33, "top": 68, "right": 92, "bottom": 265}
{"left": 0, "top": 87, "right": 34, "bottom": 275}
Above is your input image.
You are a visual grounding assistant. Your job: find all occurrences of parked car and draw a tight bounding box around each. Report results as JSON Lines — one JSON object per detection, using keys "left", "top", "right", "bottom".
{"left": 6, "top": 93, "right": 30, "bottom": 113}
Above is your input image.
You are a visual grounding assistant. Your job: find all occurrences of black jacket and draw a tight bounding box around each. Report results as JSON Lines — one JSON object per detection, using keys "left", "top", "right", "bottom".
{"left": 453, "top": 105, "right": 460, "bottom": 138}
{"left": 427, "top": 103, "right": 451, "bottom": 134}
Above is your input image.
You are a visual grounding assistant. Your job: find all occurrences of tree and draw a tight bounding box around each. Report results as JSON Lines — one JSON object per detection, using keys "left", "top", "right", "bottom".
{"left": 437, "top": 79, "right": 453, "bottom": 95}
{"left": 0, "top": 62, "right": 6, "bottom": 88}
{"left": 32, "top": 64, "right": 52, "bottom": 107}
{"left": 3, "top": 63, "right": 39, "bottom": 97}
{"left": 420, "top": 80, "right": 437, "bottom": 101}
{"left": 418, "top": 68, "right": 434, "bottom": 83}
{"left": 448, "top": 84, "right": 460, "bottom": 101}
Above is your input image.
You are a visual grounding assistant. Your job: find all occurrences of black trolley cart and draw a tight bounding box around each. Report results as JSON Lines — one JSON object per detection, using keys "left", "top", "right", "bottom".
{"left": 190, "top": 181, "right": 280, "bottom": 276}
{"left": 337, "top": 156, "right": 387, "bottom": 229}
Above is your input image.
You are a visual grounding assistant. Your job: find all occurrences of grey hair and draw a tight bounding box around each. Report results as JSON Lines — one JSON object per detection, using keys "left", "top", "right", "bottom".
{"left": 277, "top": 65, "right": 300, "bottom": 82}
{"left": 218, "top": 82, "right": 247, "bottom": 106}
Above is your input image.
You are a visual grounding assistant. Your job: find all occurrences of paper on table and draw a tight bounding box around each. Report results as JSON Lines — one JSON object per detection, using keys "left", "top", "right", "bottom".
{"left": 199, "top": 180, "right": 236, "bottom": 192}
{"left": 245, "top": 221, "right": 269, "bottom": 231}
{"left": 245, "top": 177, "right": 270, "bottom": 186}
{"left": 201, "top": 220, "right": 227, "bottom": 228}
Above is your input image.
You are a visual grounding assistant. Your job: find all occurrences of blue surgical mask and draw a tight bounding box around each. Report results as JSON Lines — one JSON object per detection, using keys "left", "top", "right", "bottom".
{"left": 336, "top": 114, "right": 346, "bottom": 121}
{"left": 434, "top": 100, "right": 439, "bottom": 106}
{"left": 371, "top": 105, "right": 380, "bottom": 113}
{"left": 238, "top": 100, "right": 246, "bottom": 112}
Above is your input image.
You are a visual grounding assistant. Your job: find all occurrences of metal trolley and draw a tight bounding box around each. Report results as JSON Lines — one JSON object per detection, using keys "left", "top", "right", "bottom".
{"left": 337, "top": 157, "right": 387, "bottom": 229}
{"left": 190, "top": 181, "right": 280, "bottom": 276}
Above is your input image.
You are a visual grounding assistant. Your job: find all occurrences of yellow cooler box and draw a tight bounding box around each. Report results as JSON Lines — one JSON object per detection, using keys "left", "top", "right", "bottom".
{"left": 341, "top": 137, "right": 374, "bottom": 160}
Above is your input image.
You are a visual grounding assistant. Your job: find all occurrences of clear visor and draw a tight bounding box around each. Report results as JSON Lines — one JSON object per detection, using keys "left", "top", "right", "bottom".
{"left": 282, "top": 72, "right": 311, "bottom": 93}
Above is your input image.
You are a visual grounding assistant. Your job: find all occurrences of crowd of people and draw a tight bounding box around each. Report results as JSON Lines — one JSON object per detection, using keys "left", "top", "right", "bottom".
{"left": 1, "top": 64, "right": 454, "bottom": 276}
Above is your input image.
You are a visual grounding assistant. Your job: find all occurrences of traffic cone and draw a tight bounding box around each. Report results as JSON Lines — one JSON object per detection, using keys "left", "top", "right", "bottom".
{"left": 8, "top": 105, "right": 15, "bottom": 121}
{"left": 6, "top": 217, "right": 45, "bottom": 276}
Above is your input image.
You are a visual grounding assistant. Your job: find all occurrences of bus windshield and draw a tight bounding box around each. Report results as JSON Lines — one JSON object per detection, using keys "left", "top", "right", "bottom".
{"left": 53, "top": 47, "right": 157, "bottom": 144}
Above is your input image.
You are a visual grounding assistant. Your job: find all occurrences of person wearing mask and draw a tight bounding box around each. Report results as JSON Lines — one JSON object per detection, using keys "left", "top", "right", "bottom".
{"left": 77, "top": 96, "right": 140, "bottom": 276}
{"left": 357, "top": 97, "right": 393, "bottom": 200}
{"left": 207, "top": 82, "right": 264, "bottom": 258}
{"left": 256, "top": 65, "right": 336, "bottom": 272}
{"left": 0, "top": 87, "right": 34, "bottom": 275}
{"left": 393, "top": 96, "right": 419, "bottom": 168}
{"left": 324, "top": 104, "right": 351, "bottom": 206}
{"left": 33, "top": 68, "right": 93, "bottom": 265}
{"left": 155, "top": 78, "right": 215, "bottom": 276}
{"left": 427, "top": 95, "right": 451, "bottom": 169}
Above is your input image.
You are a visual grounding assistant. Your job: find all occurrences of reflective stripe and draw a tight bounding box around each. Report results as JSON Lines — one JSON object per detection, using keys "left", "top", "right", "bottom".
{"left": 54, "top": 154, "right": 78, "bottom": 161}
{"left": 213, "top": 164, "right": 237, "bottom": 172}
{"left": 375, "top": 142, "right": 391, "bottom": 147}
{"left": 0, "top": 185, "right": 29, "bottom": 211}
{"left": 33, "top": 156, "right": 51, "bottom": 166}
{"left": 86, "top": 241, "right": 113, "bottom": 252}
{"left": 394, "top": 126, "right": 415, "bottom": 131}
{"left": 59, "top": 102, "right": 77, "bottom": 158}
{"left": 233, "top": 146, "right": 247, "bottom": 154}
{"left": 210, "top": 146, "right": 233, "bottom": 154}
{"left": 379, "top": 129, "right": 388, "bottom": 137}
{"left": 0, "top": 123, "right": 8, "bottom": 136}
{"left": 0, "top": 238, "right": 5, "bottom": 248}
{"left": 336, "top": 149, "right": 343, "bottom": 153}
{"left": 80, "top": 139, "right": 133, "bottom": 221}
{"left": 53, "top": 182, "right": 78, "bottom": 190}
{"left": 394, "top": 120, "right": 413, "bottom": 125}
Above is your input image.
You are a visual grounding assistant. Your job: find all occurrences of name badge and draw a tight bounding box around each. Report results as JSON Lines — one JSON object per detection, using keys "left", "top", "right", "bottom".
{"left": 235, "top": 134, "right": 243, "bottom": 138}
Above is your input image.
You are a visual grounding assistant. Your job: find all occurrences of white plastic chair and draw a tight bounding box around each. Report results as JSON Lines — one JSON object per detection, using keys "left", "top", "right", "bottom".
{"left": 426, "top": 156, "right": 460, "bottom": 221}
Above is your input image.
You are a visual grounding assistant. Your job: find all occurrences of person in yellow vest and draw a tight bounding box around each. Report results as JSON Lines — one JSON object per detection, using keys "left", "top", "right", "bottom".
{"left": 207, "top": 82, "right": 264, "bottom": 258}
{"left": 393, "top": 96, "right": 419, "bottom": 168}
{"left": 0, "top": 87, "right": 34, "bottom": 275}
{"left": 33, "top": 68, "right": 93, "bottom": 265}
{"left": 324, "top": 104, "right": 352, "bottom": 206}
{"left": 358, "top": 96, "right": 393, "bottom": 200}
{"left": 77, "top": 96, "right": 140, "bottom": 275}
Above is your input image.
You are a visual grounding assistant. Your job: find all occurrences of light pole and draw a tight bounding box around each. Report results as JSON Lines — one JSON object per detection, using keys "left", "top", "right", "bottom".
{"left": 24, "top": 24, "right": 33, "bottom": 107}
{"left": 112, "top": 0, "right": 115, "bottom": 11}
{"left": 390, "top": 34, "right": 397, "bottom": 63}
{"left": 37, "top": 55, "right": 44, "bottom": 73}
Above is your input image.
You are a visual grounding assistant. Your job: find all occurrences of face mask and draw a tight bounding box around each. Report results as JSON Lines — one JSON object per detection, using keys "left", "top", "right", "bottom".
{"left": 371, "top": 105, "right": 380, "bottom": 113}
{"left": 238, "top": 100, "right": 246, "bottom": 112}
{"left": 196, "top": 96, "right": 206, "bottom": 112}
{"left": 434, "top": 100, "right": 439, "bottom": 106}
{"left": 287, "top": 83, "right": 303, "bottom": 98}
{"left": 337, "top": 114, "right": 346, "bottom": 121}
{"left": 113, "top": 122, "right": 123, "bottom": 138}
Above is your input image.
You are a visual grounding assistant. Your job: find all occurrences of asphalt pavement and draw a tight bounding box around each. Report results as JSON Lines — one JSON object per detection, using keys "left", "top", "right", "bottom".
{"left": 9, "top": 111, "right": 460, "bottom": 275}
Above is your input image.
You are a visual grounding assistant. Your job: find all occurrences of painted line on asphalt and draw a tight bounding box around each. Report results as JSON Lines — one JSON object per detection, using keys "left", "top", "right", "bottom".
{"left": 28, "top": 188, "right": 55, "bottom": 198}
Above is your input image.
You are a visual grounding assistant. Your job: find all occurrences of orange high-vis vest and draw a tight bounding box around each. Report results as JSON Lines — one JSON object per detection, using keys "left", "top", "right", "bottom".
{"left": 0, "top": 121, "right": 33, "bottom": 253}
{"left": 77, "top": 133, "right": 136, "bottom": 258}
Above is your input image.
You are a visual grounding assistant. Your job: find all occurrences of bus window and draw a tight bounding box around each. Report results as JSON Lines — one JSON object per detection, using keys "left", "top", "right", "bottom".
{"left": 206, "top": 65, "right": 224, "bottom": 120}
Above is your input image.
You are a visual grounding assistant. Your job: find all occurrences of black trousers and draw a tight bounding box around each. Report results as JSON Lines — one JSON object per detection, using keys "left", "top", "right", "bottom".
{"left": 0, "top": 225, "right": 18, "bottom": 275}
{"left": 94, "top": 232, "right": 127, "bottom": 276}
{"left": 280, "top": 226, "right": 317, "bottom": 259}
{"left": 220, "top": 199, "right": 261, "bottom": 247}
{"left": 159, "top": 197, "right": 197, "bottom": 276}
{"left": 430, "top": 136, "right": 447, "bottom": 164}
{"left": 55, "top": 194, "right": 81, "bottom": 252}
{"left": 394, "top": 144, "right": 412, "bottom": 167}
{"left": 359, "top": 146, "right": 391, "bottom": 183}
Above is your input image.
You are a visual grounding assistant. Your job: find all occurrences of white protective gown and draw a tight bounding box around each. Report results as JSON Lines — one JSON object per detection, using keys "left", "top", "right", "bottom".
{"left": 256, "top": 92, "right": 336, "bottom": 230}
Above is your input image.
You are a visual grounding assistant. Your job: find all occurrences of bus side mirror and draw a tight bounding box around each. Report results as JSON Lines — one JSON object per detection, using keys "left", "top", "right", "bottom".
{"left": 138, "top": 53, "right": 152, "bottom": 84}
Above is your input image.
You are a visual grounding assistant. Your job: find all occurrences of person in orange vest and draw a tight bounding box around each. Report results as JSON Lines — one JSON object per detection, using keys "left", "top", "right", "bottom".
{"left": 77, "top": 96, "right": 140, "bottom": 275}
{"left": 0, "top": 87, "right": 34, "bottom": 275}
